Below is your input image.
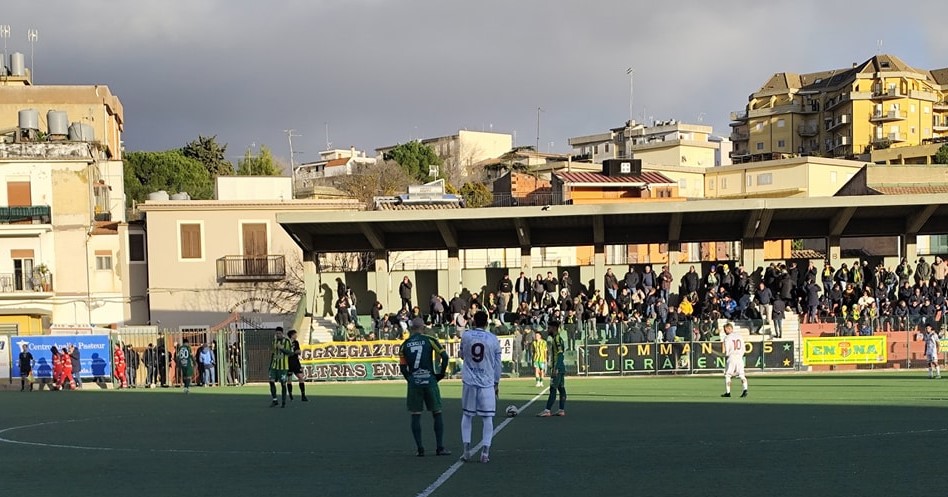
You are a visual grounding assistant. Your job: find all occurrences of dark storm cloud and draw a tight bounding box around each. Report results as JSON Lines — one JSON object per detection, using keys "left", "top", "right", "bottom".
{"left": 3, "top": 0, "right": 945, "bottom": 163}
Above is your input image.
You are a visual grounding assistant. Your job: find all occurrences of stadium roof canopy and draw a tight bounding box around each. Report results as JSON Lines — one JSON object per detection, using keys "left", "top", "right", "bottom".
{"left": 277, "top": 194, "right": 948, "bottom": 253}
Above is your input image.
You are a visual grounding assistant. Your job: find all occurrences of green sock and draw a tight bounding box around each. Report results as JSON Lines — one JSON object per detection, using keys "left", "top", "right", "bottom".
{"left": 411, "top": 414, "right": 423, "bottom": 449}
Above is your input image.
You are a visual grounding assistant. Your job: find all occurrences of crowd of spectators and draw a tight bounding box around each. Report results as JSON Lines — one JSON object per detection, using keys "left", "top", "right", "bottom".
{"left": 332, "top": 255, "right": 947, "bottom": 342}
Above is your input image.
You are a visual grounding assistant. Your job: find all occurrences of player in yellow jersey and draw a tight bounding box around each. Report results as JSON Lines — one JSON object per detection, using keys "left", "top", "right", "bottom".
{"left": 268, "top": 327, "right": 294, "bottom": 407}
{"left": 532, "top": 331, "right": 547, "bottom": 387}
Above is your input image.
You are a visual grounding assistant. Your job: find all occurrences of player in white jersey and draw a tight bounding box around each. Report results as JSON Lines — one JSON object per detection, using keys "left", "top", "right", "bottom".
{"left": 721, "top": 323, "right": 748, "bottom": 398}
{"left": 922, "top": 324, "right": 941, "bottom": 379}
{"left": 459, "top": 310, "right": 502, "bottom": 463}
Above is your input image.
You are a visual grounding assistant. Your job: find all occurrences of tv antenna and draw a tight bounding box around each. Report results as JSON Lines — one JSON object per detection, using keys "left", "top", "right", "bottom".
{"left": 877, "top": 39, "right": 883, "bottom": 54}
{"left": 0, "top": 25, "right": 9, "bottom": 77}
{"left": 324, "top": 122, "right": 332, "bottom": 150}
{"left": 27, "top": 28, "right": 37, "bottom": 81}
{"left": 284, "top": 129, "right": 302, "bottom": 192}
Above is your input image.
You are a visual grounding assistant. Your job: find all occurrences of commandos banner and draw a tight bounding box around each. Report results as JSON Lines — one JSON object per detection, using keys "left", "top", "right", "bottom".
{"left": 580, "top": 340, "right": 795, "bottom": 374}
{"left": 299, "top": 336, "right": 517, "bottom": 381}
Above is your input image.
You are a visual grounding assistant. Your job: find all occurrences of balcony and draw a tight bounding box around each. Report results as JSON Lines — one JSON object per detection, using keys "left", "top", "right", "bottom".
{"left": 729, "top": 110, "right": 748, "bottom": 122}
{"left": 934, "top": 118, "right": 948, "bottom": 132}
{"left": 833, "top": 137, "right": 851, "bottom": 149}
{"left": 216, "top": 255, "right": 286, "bottom": 282}
{"left": 798, "top": 124, "right": 819, "bottom": 137}
{"left": 0, "top": 270, "right": 53, "bottom": 297}
{"left": 824, "top": 93, "right": 850, "bottom": 111}
{"left": 935, "top": 101, "right": 948, "bottom": 111}
{"left": 0, "top": 205, "right": 51, "bottom": 224}
{"left": 872, "top": 88, "right": 906, "bottom": 100}
{"left": 825, "top": 114, "right": 851, "bottom": 131}
{"left": 870, "top": 109, "right": 907, "bottom": 122}
{"left": 873, "top": 133, "right": 906, "bottom": 145}
{"left": 730, "top": 131, "right": 749, "bottom": 141}
{"left": 910, "top": 90, "right": 938, "bottom": 102}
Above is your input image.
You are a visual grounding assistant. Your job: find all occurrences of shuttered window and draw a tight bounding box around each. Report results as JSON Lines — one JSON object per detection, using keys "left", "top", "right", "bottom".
{"left": 180, "top": 223, "right": 202, "bottom": 259}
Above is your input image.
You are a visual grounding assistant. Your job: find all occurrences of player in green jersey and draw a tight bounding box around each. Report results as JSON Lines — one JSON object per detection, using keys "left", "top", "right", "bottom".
{"left": 399, "top": 317, "right": 451, "bottom": 457}
{"left": 268, "top": 327, "right": 294, "bottom": 408}
{"left": 537, "top": 321, "right": 567, "bottom": 417}
{"left": 175, "top": 338, "right": 194, "bottom": 393}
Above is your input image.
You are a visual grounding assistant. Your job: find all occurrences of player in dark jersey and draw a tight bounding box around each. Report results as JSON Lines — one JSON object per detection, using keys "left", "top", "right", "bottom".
{"left": 268, "top": 327, "right": 294, "bottom": 407}
{"left": 176, "top": 338, "right": 194, "bottom": 393}
{"left": 537, "top": 321, "right": 567, "bottom": 417}
{"left": 399, "top": 317, "right": 451, "bottom": 457}
{"left": 18, "top": 344, "right": 34, "bottom": 392}
{"left": 286, "top": 329, "right": 308, "bottom": 402}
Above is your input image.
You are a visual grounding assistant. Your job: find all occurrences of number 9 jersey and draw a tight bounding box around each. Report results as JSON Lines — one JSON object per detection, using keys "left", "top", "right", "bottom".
{"left": 460, "top": 328, "right": 502, "bottom": 388}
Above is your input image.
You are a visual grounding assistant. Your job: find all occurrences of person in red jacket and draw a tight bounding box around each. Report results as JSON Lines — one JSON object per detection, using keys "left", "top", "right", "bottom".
{"left": 51, "top": 346, "right": 63, "bottom": 391}
{"left": 114, "top": 343, "right": 127, "bottom": 388}
{"left": 60, "top": 348, "right": 75, "bottom": 390}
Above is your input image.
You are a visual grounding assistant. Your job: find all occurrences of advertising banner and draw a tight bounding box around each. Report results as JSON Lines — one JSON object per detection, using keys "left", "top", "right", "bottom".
{"left": 0, "top": 336, "right": 10, "bottom": 380}
{"left": 802, "top": 336, "right": 887, "bottom": 365}
{"left": 299, "top": 336, "right": 518, "bottom": 381}
{"left": 11, "top": 335, "right": 112, "bottom": 378}
{"left": 580, "top": 340, "right": 795, "bottom": 374}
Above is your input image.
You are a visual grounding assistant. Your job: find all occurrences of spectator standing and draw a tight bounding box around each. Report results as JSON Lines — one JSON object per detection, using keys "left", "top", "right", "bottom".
{"left": 497, "top": 274, "right": 513, "bottom": 324}
{"left": 772, "top": 298, "right": 786, "bottom": 338}
{"left": 399, "top": 276, "right": 414, "bottom": 311}
{"left": 144, "top": 343, "right": 158, "bottom": 388}
{"left": 932, "top": 256, "right": 946, "bottom": 290}
{"left": 18, "top": 344, "right": 34, "bottom": 392}
{"left": 604, "top": 268, "right": 619, "bottom": 302}
{"left": 756, "top": 282, "right": 773, "bottom": 326}
{"left": 681, "top": 265, "right": 699, "bottom": 296}
{"left": 916, "top": 257, "right": 932, "bottom": 286}
{"left": 659, "top": 265, "right": 674, "bottom": 303}
{"left": 560, "top": 271, "right": 573, "bottom": 299}
{"left": 515, "top": 272, "right": 530, "bottom": 306}
{"left": 199, "top": 343, "right": 214, "bottom": 386}
{"left": 641, "top": 265, "right": 656, "bottom": 295}
{"left": 68, "top": 344, "right": 82, "bottom": 389}
{"left": 125, "top": 344, "right": 140, "bottom": 388}
{"left": 624, "top": 266, "right": 640, "bottom": 293}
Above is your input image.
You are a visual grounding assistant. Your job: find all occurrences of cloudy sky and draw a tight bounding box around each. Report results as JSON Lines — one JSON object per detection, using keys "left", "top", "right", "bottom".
{"left": 4, "top": 1, "right": 947, "bottom": 165}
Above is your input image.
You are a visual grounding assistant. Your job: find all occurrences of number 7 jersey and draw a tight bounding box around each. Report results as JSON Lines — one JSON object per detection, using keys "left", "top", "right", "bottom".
{"left": 460, "top": 328, "right": 502, "bottom": 388}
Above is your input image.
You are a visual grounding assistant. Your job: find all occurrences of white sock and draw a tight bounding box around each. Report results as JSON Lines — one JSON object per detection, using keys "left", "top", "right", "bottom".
{"left": 481, "top": 416, "right": 494, "bottom": 449}
{"left": 937, "top": 365, "right": 941, "bottom": 376}
{"left": 741, "top": 377, "right": 748, "bottom": 391}
{"left": 725, "top": 377, "right": 731, "bottom": 394}
{"left": 930, "top": 366, "right": 934, "bottom": 378}
{"left": 461, "top": 414, "right": 473, "bottom": 444}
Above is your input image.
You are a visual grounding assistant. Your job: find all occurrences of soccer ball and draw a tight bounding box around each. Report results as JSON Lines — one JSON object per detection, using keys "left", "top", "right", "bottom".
{"left": 505, "top": 405, "right": 519, "bottom": 417}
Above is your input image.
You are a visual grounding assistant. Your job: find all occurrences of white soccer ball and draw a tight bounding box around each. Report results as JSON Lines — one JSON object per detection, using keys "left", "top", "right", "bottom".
{"left": 505, "top": 405, "right": 519, "bottom": 417}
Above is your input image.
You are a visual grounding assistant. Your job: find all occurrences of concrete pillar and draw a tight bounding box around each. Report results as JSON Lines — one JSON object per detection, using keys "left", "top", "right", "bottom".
{"left": 374, "top": 250, "right": 391, "bottom": 312}
{"left": 901, "top": 234, "right": 918, "bottom": 263}
{"left": 593, "top": 244, "right": 605, "bottom": 292}
{"left": 520, "top": 247, "right": 533, "bottom": 277}
{"left": 826, "top": 236, "right": 841, "bottom": 264}
{"left": 740, "top": 238, "right": 765, "bottom": 272}
{"left": 447, "top": 249, "right": 461, "bottom": 298}
{"left": 303, "top": 252, "right": 318, "bottom": 316}
{"left": 667, "top": 241, "right": 681, "bottom": 265}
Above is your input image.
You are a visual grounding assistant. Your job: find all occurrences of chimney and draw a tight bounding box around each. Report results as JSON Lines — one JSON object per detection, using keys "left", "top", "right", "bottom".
{"left": 350, "top": 145, "right": 356, "bottom": 158}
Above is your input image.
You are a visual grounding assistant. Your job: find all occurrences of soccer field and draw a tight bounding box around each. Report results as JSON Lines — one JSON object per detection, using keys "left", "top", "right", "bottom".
{"left": 2, "top": 374, "right": 946, "bottom": 497}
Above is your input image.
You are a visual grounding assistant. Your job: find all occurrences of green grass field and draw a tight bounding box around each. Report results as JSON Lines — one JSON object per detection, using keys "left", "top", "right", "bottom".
{"left": 2, "top": 373, "right": 947, "bottom": 497}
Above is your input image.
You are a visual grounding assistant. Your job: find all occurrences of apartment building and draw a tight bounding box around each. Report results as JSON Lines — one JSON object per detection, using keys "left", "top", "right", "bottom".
{"left": 730, "top": 54, "right": 948, "bottom": 161}
{"left": 376, "top": 130, "right": 513, "bottom": 175}
{"left": 140, "top": 176, "right": 360, "bottom": 333}
{"left": 569, "top": 120, "right": 727, "bottom": 168}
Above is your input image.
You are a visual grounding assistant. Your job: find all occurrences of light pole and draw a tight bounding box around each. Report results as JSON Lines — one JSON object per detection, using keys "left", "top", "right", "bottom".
{"left": 27, "top": 28, "right": 37, "bottom": 82}
{"left": 0, "top": 25, "right": 9, "bottom": 77}
{"left": 284, "top": 129, "right": 301, "bottom": 195}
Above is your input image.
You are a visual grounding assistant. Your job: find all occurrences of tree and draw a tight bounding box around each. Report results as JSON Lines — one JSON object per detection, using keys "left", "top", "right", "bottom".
{"left": 459, "top": 182, "right": 493, "bottom": 208}
{"left": 124, "top": 150, "right": 213, "bottom": 206}
{"left": 182, "top": 135, "right": 233, "bottom": 177}
{"left": 383, "top": 141, "right": 442, "bottom": 182}
{"left": 336, "top": 160, "right": 413, "bottom": 208}
{"left": 935, "top": 144, "right": 948, "bottom": 164}
{"left": 237, "top": 145, "right": 284, "bottom": 176}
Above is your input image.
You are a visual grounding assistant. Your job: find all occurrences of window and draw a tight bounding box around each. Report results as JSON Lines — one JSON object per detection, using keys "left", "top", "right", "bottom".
{"left": 179, "top": 223, "right": 203, "bottom": 260}
{"left": 746, "top": 175, "right": 753, "bottom": 187}
{"left": 620, "top": 162, "right": 631, "bottom": 173}
{"left": 830, "top": 171, "right": 838, "bottom": 183}
{"left": 757, "top": 173, "right": 773, "bottom": 185}
{"left": 6, "top": 181, "right": 31, "bottom": 207}
{"left": 755, "top": 123, "right": 763, "bottom": 131}
{"left": 924, "top": 128, "right": 931, "bottom": 137}
{"left": 721, "top": 178, "right": 728, "bottom": 189}
{"left": 95, "top": 251, "right": 113, "bottom": 271}
{"left": 594, "top": 145, "right": 599, "bottom": 154}
{"left": 911, "top": 104, "right": 916, "bottom": 113}
{"left": 756, "top": 142, "right": 764, "bottom": 150}
{"left": 924, "top": 106, "right": 930, "bottom": 114}
{"left": 678, "top": 178, "right": 688, "bottom": 189}
{"left": 93, "top": 182, "right": 110, "bottom": 220}
{"left": 777, "top": 119, "right": 785, "bottom": 128}
{"left": 708, "top": 179, "right": 716, "bottom": 190}
{"left": 10, "top": 250, "right": 34, "bottom": 291}
{"left": 777, "top": 140, "right": 786, "bottom": 148}
{"left": 604, "top": 143, "right": 610, "bottom": 153}
{"left": 129, "top": 233, "right": 146, "bottom": 262}
{"left": 911, "top": 127, "right": 916, "bottom": 135}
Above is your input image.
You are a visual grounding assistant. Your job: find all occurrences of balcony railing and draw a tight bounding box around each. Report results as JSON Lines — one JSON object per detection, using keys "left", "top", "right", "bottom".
{"left": 870, "top": 109, "right": 907, "bottom": 122}
{"left": 730, "top": 131, "right": 749, "bottom": 141}
{"left": 798, "top": 124, "right": 819, "bottom": 137}
{"left": 872, "top": 88, "right": 906, "bottom": 99}
{"left": 873, "top": 133, "right": 906, "bottom": 145}
{"left": 825, "top": 114, "right": 851, "bottom": 131}
{"left": 216, "top": 255, "right": 286, "bottom": 282}
{"left": 910, "top": 90, "right": 938, "bottom": 102}
{"left": 934, "top": 101, "right": 948, "bottom": 111}
{"left": 492, "top": 193, "right": 566, "bottom": 207}
{"left": 0, "top": 205, "right": 51, "bottom": 224}
{"left": 824, "top": 93, "right": 850, "bottom": 111}
{"left": 729, "top": 110, "right": 748, "bottom": 121}
{"left": 0, "top": 271, "right": 53, "bottom": 293}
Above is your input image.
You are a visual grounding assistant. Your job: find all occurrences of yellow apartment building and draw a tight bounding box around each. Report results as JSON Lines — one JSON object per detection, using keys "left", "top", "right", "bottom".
{"left": 731, "top": 54, "right": 948, "bottom": 162}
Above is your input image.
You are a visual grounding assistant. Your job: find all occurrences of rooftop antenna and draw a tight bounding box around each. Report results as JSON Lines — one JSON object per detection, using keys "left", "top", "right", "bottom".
{"left": 626, "top": 67, "right": 634, "bottom": 125}
{"left": 697, "top": 112, "right": 706, "bottom": 123}
{"left": 0, "top": 25, "right": 9, "bottom": 77}
{"left": 27, "top": 28, "right": 37, "bottom": 82}
{"left": 324, "top": 122, "right": 331, "bottom": 150}
{"left": 284, "top": 129, "right": 301, "bottom": 194}
{"left": 877, "top": 39, "right": 883, "bottom": 55}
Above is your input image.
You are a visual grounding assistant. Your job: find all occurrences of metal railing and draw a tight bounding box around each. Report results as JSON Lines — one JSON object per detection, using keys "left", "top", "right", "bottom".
{"left": 491, "top": 193, "right": 565, "bottom": 207}
{"left": 216, "top": 255, "right": 286, "bottom": 282}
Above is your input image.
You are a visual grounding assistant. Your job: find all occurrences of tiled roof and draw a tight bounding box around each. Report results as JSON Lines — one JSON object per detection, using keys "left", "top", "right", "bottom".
{"left": 556, "top": 171, "right": 675, "bottom": 185}
{"left": 871, "top": 185, "right": 948, "bottom": 195}
{"left": 325, "top": 158, "right": 349, "bottom": 168}
{"left": 92, "top": 221, "right": 119, "bottom": 235}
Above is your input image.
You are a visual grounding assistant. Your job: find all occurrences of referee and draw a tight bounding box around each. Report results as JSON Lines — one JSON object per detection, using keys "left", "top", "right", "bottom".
{"left": 287, "top": 329, "right": 308, "bottom": 402}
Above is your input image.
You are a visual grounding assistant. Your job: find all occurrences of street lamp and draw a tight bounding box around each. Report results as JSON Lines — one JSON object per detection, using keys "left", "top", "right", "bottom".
{"left": 27, "top": 28, "right": 37, "bottom": 82}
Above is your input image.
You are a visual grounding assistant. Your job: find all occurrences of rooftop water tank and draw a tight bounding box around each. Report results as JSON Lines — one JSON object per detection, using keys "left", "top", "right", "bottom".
{"left": 170, "top": 192, "right": 191, "bottom": 201}
{"left": 68, "top": 122, "right": 95, "bottom": 142}
{"left": 147, "top": 191, "right": 170, "bottom": 201}
{"left": 47, "top": 111, "right": 69, "bottom": 136}
{"left": 10, "top": 53, "right": 25, "bottom": 77}
{"left": 18, "top": 109, "right": 39, "bottom": 131}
